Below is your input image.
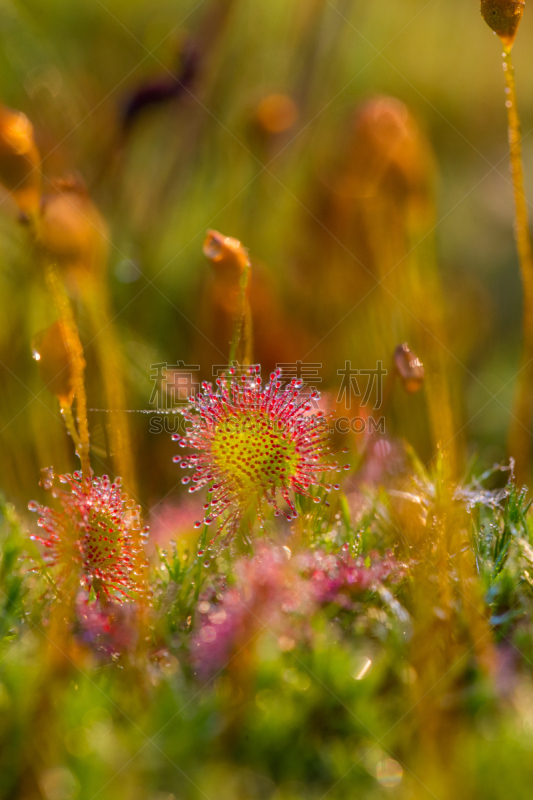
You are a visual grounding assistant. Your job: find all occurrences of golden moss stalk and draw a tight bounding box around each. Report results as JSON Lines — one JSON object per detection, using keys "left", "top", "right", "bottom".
{"left": 43, "top": 261, "right": 91, "bottom": 481}
{"left": 481, "top": 2, "right": 533, "bottom": 485}
{"left": 503, "top": 48, "right": 533, "bottom": 487}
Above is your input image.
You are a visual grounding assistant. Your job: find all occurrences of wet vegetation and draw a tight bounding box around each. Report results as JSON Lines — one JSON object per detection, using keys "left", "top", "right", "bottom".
{"left": 1, "top": 1, "right": 533, "bottom": 798}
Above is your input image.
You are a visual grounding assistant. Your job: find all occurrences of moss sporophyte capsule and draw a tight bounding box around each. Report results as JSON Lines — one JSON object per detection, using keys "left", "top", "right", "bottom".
{"left": 480, "top": 0, "right": 525, "bottom": 47}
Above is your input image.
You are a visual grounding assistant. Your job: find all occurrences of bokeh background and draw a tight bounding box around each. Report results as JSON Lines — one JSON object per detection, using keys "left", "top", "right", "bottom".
{"left": 1, "top": 0, "right": 532, "bottom": 510}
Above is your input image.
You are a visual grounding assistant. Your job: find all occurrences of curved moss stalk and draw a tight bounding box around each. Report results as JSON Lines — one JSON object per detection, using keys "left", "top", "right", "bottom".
{"left": 43, "top": 261, "right": 91, "bottom": 481}
{"left": 503, "top": 48, "right": 533, "bottom": 487}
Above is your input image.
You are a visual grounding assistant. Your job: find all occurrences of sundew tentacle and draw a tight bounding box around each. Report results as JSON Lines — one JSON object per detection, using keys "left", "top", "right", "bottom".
{"left": 174, "top": 365, "right": 341, "bottom": 546}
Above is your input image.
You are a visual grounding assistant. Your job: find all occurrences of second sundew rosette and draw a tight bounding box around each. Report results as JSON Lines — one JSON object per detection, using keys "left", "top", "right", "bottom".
{"left": 29, "top": 471, "right": 150, "bottom": 603}
{"left": 173, "top": 365, "right": 341, "bottom": 542}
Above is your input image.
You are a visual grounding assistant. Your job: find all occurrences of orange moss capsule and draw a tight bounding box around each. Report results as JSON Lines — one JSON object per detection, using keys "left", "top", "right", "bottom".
{"left": 37, "top": 179, "right": 108, "bottom": 277}
{"left": 256, "top": 94, "right": 298, "bottom": 134}
{"left": 203, "top": 229, "right": 250, "bottom": 311}
{"left": 335, "top": 97, "right": 433, "bottom": 208}
{"left": 0, "top": 105, "right": 41, "bottom": 215}
{"left": 203, "top": 229, "right": 252, "bottom": 364}
{"left": 394, "top": 343, "right": 425, "bottom": 393}
{"left": 480, "top": 0, "right": 524, "bottom": 47}
{"left": 203, "top": 229, "right": 250, "bottom": 274}
{"left": 32, "top": 319, "right": 78, "bottom": 407}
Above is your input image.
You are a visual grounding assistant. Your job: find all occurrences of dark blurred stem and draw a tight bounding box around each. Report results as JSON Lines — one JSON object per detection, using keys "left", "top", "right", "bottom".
{"left": 228, "top": 259, "right": 252, "bottom": 366}
{"left": 504, "top": 48, "right": 533, "bottom": 488}
{"left": 44, "top": 261, "right": 91, "bottom": 482}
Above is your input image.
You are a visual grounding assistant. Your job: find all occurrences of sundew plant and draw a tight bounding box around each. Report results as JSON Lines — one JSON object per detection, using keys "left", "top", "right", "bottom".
{"left": 174, "top": 365, "right": 340, "bottom": 537}
{"left": 2, "top": 1, "right": 533, "bottom": 799}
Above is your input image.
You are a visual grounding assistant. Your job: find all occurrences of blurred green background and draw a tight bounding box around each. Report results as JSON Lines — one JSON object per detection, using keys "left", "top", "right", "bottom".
{"left": 0, "top": 0, "right": 532, "bottom": 509}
